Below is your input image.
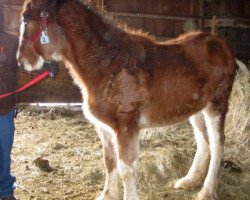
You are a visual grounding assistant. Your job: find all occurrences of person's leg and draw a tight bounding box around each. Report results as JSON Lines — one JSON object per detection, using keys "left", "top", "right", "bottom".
{"left": 0, "top": 110, "right": 16, "bottom": 198}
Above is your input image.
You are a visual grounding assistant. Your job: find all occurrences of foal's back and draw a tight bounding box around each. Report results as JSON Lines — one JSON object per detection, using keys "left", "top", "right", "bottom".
{"left": 138, "top": 32, "right": 235, "bottom": 127}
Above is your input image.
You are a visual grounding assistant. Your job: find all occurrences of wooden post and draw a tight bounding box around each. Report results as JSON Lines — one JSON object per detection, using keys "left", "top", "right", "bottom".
{"left": 198, "top": 0, "right": 204, "bottom": 30}
{"left": 101, "top": 0, "right": 104, "bottom": 13}
{"left": 211, "top": 16, "right": 217, "bottom": 35}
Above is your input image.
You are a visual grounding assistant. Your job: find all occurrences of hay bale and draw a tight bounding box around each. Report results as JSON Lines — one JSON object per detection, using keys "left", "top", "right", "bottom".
{"left": 225, "top": 60, "right": 250, "bottom": 164}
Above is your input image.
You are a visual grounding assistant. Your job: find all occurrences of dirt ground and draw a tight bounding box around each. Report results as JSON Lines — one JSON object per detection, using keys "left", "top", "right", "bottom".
{"left": 11, "top": 71, "right": 249, "bottom": 200}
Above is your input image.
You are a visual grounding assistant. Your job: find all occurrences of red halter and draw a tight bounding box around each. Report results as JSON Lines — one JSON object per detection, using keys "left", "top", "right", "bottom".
{"left": 24, "top": 15, "right": 48, "bottom": 48}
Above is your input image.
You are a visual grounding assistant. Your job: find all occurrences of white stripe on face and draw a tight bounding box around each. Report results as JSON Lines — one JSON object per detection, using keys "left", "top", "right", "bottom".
{"left": 19, "top": 18, "right": 26, "bottom": 44}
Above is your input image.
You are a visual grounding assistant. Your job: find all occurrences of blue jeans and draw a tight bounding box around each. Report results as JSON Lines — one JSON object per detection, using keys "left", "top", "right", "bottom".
{"left": 0, "top": 110, "right": 16, "bottom": 198}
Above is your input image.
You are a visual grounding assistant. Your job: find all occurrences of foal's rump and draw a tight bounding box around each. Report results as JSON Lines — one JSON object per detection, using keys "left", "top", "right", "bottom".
{"left": 139, "top": 32, "right": 236, "bottom": 127}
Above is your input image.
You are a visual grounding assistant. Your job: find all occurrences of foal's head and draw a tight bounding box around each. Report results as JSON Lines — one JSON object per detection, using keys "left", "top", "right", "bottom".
{"left": 17, "top": 0, "right": 66, "bottom": 71}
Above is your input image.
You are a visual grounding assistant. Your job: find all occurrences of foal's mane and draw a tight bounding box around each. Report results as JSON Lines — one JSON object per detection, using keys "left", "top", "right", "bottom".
{"left": 43, "top": 0, "right": 152, "bottom": 38}
{"left": 44, "top": 0, "right": 97, "bottom": 12}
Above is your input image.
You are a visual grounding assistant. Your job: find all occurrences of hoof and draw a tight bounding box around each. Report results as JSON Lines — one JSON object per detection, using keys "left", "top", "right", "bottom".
{"left": 197, "top": 187, "right": 218, "bottom": 200}
{"left": 96, "top": 193, "right": 105, "bottom": 200}
{"left": 174, "top": 176, "right": 202, "bottom": 191}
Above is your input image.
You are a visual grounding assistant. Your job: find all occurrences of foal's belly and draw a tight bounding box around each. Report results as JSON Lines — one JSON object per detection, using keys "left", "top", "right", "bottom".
{"left": 138, "top": 82, "right": 210, "bottom": 128}
{"left": 139, "top": 103, "right": 204, "bottom": 129}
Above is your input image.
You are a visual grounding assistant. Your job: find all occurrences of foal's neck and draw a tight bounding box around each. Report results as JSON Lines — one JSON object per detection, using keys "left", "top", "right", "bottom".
{"left": 58, "top": 5, "right": 121, "bottom": 85}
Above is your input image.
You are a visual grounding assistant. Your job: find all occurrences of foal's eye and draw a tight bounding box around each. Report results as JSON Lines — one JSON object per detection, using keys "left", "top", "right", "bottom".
{"left": 23, "top": 18, "right": 29, "bottom": 24}
{"left": 23, "top": 14, "right": 31, "bottom": 24}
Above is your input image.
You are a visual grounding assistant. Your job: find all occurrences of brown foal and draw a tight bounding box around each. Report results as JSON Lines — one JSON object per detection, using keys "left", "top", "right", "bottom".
{"left": 17, "top": 1, "right": 236, "bottom": 199}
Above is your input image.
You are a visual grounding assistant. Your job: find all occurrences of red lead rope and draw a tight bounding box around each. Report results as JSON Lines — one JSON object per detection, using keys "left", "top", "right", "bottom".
{"left": 0, "top": 71, "right": 49, "bottom": 99}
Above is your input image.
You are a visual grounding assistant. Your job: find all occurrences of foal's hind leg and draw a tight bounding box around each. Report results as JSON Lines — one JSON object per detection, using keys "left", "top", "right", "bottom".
{"left": 197, "top": 75, "right": 234, "bottom": 200}
{"left": 195, "top": 105, "right": 223, "bottom": 200}
{"left": 197, "top": 103, "right": 226, "bottom": 200}
{"left": 175, "top": 112, "right": 210, "bottom": 190}
{"left": 96, "top": 127, "right": 120, "bottom": 200}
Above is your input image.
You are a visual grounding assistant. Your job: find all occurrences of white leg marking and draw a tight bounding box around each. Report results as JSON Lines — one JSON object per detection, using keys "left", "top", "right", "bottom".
{"left": 97, "top": 128, "right": 120, "bottom": 200}
{"left": 117, "top": 160, "right": 139, "bottom": 200}
{"left": 138, "top": 113, "right": 150, "bottom": 128}
{"left": 188, "top": 115, "right": 210, "bottom": 178}
{"left": 175, "top": 114, "right": 210, "bottom": 190}
{"left": 97, "top": 169, "right": 120, "bottom": 200}
{"left": 199, "top": 108, "right": 222, "bottom": 199}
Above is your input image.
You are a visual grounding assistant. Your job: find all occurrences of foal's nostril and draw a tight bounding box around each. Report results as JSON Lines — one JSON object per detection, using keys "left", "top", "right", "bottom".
{"left": 16, "top": 53, "right": 24, "bottom": 69}
{"left": 16, "top": 58, "right": 25, "bottom": 69}
{"left": 18, "top": 62, "right": 23, "bottom": 68}
{"left": 17, "top": 58, "right": 22, "bottom": 68}
{"left": 18, "top": 62, "right": 24, "bottom": 69}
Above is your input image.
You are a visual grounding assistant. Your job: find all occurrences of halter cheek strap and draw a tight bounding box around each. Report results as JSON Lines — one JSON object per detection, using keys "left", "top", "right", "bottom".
{"left": 24, "top": 16, "right": 48, "bottom": 47}
{"left": 24, "top": 29, "right": 42, "bottom": 47}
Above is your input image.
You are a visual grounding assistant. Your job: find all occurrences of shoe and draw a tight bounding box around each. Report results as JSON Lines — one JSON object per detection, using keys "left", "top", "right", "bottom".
{"left": 0, "top": 196, "right": 17, "bottom": 200}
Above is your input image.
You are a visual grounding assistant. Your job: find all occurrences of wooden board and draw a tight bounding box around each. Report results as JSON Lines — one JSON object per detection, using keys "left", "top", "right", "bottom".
{"left": 105, "top": 0, "right": 202, "bottom": 38}
{"left": 1, "top": 4, "right": 22, "bottom": 34}
{"left": 217, "top": 27, "right": 250, "bottom": 59}
{"left": 204, "top": 0, "right": 250, "bottom": 61}
{"left": 0, "top": 0, "right": 24, "bottom": 5}
{"left": 204, "top": 0, "right": 250, "bottom": 18}
{"left": 104, "top": 0, "right": 198, "bottom": 17}
{"left": 114, "top": 15, "right": 199, "bottom": 37}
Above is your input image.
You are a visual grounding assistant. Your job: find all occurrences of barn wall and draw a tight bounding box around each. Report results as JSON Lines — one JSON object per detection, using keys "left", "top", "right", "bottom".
{"left": 103, "top": 0, "right": 204, "bottom": 38}
{"left": 0, "top": 0, "right": 249, "bottom": 103}
{"left": 204, "top": 0, "right": 250, "bottom": 60}
{"left": 0, "top": 4, "right": 22, "bottom": 34}
{"left": 103, "top": 0, "right": 250, "bottom": 59}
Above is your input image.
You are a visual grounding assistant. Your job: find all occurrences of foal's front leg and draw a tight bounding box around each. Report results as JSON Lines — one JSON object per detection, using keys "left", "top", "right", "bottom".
{"left": 96, "top": 127, "right": 120, "bottom": 200}
{"left": 115, "top": 128, "right": 140, "bottom": 200}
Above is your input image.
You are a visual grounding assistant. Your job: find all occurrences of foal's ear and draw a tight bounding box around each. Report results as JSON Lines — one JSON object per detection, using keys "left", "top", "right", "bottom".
{"left": 30, "top": 0, "right": 45, "bottom": 10}
{"left": 23, "top": 0, "right": 47, "bottom": 20}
